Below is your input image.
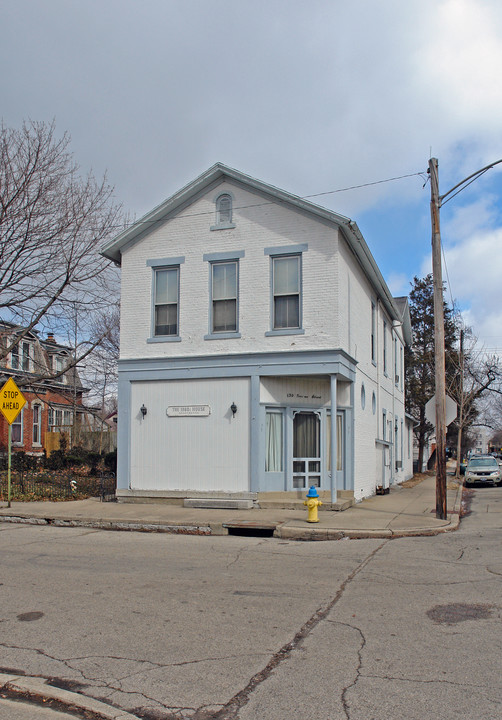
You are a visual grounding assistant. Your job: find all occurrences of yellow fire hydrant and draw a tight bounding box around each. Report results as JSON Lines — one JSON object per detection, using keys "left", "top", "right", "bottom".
{"left": 304, "top": 486, "right": 322, "bottom": 523}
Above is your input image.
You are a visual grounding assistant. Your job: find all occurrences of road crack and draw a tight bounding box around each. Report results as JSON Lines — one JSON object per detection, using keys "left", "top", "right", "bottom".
{"left": 201, "top": 540, "right": 388, "bottom": 720}
{"left": 325, "top": 621, "right": 366, "bottom": 720}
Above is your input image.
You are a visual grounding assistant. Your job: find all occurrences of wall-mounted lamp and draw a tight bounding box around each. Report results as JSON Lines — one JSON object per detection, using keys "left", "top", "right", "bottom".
{"left": 230, "top": 402, "right": 237, "bottom": 417}
{"left": 140, "top": 404, "right": 148, "bottom": 418}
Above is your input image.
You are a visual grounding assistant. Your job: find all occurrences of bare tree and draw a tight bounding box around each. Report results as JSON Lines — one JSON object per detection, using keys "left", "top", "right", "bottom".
{"left": 447, "top": 327, "right": 502, "bottom": 476}
{"left": 0, "top": 119, "right": 123, "bottom": 370}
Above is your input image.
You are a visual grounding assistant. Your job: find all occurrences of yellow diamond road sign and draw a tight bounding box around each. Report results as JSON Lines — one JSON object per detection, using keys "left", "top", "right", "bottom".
{"left": 0, "top": 377, "right": 27, "bottom": 425}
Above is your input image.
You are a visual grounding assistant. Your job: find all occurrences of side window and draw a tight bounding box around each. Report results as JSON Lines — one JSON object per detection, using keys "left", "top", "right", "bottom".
{"left": 211, "top": 261, "right": 238, "bottom": 333}
{"left": 273, "top": 255, "right": 300, "bottom": 330}
{"left": 12, "top": 410, "right": 23, "bottom": 444}
{"left": 154, "top": 267, "right": 179, "bottom": 337}
{"left": 12, "top": 342, "right": 31, "bottom": 371}
{"left": 32, "top": 404, "right": 42, "bottom": 445}
{"left": 54, "top": 355, "right": 67, "bottom": 384}
{"left": 22, "top": 342, "right": 30, "bottom": 371}
{"left": 371, "top": 302, "right": 376, "bottom": 364}
{"left": 11, "top": 344, "right": 19, "bottom": 369}
{"left": 394, "top": 337, "right": 398, "bottom": 385}
{"left": 383, "top": 320, "right": 388, "bottom": 375}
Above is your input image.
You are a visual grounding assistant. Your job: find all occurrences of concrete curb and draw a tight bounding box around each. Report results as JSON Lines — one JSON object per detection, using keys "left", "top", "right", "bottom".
{"left": 0, "top": 478, "right": 465, "bottom": 541}
{"left": 0, "top": 515, "right": 213, "bottom": 535}
{"left": 0, "top": 673, "right": 138, "bottom": 719}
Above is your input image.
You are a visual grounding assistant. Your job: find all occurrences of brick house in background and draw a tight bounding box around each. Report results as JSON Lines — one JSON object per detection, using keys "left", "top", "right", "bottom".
{"left": 102, "top": 164, "right": 414, "bottom": 504}
{"left": 0, "top": 323, "right": 87, "bottom": 457}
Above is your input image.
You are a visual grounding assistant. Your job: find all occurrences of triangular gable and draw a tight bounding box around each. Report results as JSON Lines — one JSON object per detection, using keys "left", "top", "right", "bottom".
{"left": 101, "top": 163, "right": 402, "bottom": 324}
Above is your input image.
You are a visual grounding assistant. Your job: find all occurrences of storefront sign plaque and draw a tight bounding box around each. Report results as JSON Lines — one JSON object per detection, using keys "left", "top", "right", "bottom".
{"left": 167, "top": 405, "right": 211, "bottom": 417}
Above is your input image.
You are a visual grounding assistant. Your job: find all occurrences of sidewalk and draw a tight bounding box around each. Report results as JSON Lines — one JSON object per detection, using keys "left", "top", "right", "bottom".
{"left": 0, "top": 473, "right": 463, "bottom": 540}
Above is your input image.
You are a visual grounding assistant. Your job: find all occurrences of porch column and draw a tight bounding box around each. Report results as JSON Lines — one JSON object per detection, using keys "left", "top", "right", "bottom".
{"left": 249, "top": 374, "right": 261, "bottom": 493}
{"left": 330, "top": 374, "right": 337, "bottom": 503}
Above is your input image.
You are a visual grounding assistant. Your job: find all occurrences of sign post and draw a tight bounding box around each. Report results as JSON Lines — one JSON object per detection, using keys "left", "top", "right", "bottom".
{"left": 0, "top": 377, "right": 27, "bottom": 508}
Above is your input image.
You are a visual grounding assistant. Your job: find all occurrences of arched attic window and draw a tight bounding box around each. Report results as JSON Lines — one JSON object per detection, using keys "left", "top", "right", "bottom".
{"left": 211, "top": 193, "right": 235, "bottom": 230}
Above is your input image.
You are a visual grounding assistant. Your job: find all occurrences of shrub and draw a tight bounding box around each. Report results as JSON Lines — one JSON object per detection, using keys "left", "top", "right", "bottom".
{"left": 104, "top": 449, "right": 117, "bottom": 473}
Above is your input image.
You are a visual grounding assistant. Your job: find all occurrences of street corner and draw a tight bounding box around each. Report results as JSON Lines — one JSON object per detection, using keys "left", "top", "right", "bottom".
{"left": 0, "top": 672, "right": 140, "bottom": 720}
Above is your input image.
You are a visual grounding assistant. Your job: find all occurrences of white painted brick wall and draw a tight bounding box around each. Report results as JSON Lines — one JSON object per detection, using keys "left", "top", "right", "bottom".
{"left": 119, "top": 178, "right": 408, "bottom": 499}
{"left": 120, "top": 182, "right": 341, "bottom": 359}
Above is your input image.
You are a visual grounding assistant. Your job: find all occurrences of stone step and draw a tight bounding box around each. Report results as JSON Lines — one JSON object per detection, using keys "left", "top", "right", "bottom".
{"left": 183, "top": 498, "right": 256, "bottom": 510}
{"left": 257, "top": 498, "right": 355, "bottom": 512}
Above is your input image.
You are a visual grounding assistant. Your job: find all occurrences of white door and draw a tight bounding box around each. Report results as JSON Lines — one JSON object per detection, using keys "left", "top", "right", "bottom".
{"left": 292, "top": 411, "right": 321, "bottom": 489}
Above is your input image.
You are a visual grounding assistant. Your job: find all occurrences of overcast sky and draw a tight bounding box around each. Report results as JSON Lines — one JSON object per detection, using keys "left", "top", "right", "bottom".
{"left": 2, "top": 0, "right": 502, "bottom": 350}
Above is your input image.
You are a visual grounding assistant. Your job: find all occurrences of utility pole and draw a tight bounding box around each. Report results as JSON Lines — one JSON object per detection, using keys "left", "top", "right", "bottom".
{"left": 455, "top": 328, "right": 464, "bottom": 479}
{"left": 428, "top": 156, "right": 502, "bottom": 518}
{"left": 429, "top": 158, "right": 447, "bottom": 520}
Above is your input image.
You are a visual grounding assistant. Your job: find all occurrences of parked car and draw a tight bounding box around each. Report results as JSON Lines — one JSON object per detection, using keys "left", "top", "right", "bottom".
{"left": 464, "top": 455, "right": 502, "bottom": 486}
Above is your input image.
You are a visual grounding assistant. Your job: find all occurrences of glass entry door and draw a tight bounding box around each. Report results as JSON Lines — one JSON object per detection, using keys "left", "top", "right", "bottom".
{"left": 293, "top": 411, "right": 321, "bottom": 488}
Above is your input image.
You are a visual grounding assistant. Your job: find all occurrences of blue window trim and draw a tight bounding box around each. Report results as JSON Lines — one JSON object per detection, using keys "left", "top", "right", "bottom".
{"left": 204, "top": 255, "right": 241, "bottom": 339}
{"left": 147, "top": 256, "right": 185, "bottom": 268}
{"left": 148, "top": 261, "right": 183, "bottom": 342}
{"left": 147, "top": 336, "right": 182, "bottom": 344}
{"left": 265, "top": 328, "right": 305, "bottom": 337}
{"left": 266, "top": 251, "right": 305, "bottom": 335}
{"left": 204, "top": 332, "right": 242, "bottom": 341}
{"left": 203, "top": 250, "right": 244, "bottom": 262}
{"left": 264, "top": 244, "right": 308, "bottom": 256}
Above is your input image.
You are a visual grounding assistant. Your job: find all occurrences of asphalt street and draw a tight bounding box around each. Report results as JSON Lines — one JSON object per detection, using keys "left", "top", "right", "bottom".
{"left": 0, "top": 485, "right": 500, "bottom": 720}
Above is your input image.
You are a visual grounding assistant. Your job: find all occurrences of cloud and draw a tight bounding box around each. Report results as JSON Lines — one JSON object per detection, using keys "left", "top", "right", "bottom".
{"left": 386, "top": 273, "right": 411, "bottom": 297}
{"left": 2, "top": 0, "right": 502, "bottom": 352}
{"left": 444, "top": 209, "right": 502, "bottom": 348}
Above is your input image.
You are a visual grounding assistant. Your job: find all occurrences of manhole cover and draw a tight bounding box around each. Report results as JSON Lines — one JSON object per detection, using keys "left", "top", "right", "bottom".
{"left": 427, "top": 603, "right": 494, "bottom": 624}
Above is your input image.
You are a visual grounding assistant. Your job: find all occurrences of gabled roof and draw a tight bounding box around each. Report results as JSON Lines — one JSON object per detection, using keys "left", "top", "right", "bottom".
{"left": 101, "top": 163, "right": 403, "bottom": 327}
{"left": 393, "top": 296, "right": 413, "bottom": 346}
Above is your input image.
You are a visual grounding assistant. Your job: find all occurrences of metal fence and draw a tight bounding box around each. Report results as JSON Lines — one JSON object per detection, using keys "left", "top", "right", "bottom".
{"left": 0, "top": 471, "right": 116, "bottom": 502}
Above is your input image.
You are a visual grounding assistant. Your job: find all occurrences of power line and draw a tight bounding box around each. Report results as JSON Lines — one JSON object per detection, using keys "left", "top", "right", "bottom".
{"left": 114, "top": 170, "right": 425, "bottom": 231}
{"left": 301, "top": 171, "right": 425, "bottom": 200}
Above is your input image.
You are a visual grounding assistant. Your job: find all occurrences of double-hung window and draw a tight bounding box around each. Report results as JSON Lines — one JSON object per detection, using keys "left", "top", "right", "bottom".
{"left": 154, "top": 267, "right": 179, "bottom": 337}
{"left": 32, "top": 404, "right": 42, "bottom": 445}
{"left": 265, "top": 245, "right": 306, "bottom": 335}
{"left": 212, "top": 261, "right": 238, "bottom": 333}
{"left": 11, "top": 342, "right": 31, "bottom": 371}
{"left": 22, "top": 342, "right": 30, "bottom": 371}
{"left": 273, "top": 255, "right": 300, "bottom": 329}
{"left": 12, "top": 410, "right": 23, "bottom": 444}
{"left": 11, "top": 345, "right": 19, "bottom": 369}
{"left": 203, "top": 250, "right": 243, "bottom": 339}
{"left": 147, "top": 257, "right": 184, "bottom": 342}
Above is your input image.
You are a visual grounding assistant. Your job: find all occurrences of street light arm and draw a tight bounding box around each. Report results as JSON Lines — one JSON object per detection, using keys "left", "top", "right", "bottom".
{"left": 439, "top": 158, "right": 502, "bottom": 205}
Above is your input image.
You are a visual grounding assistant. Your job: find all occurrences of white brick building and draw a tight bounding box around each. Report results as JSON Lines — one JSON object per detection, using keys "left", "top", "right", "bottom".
{"left": 102, "top": 164, "right": 413, "bottom": 503}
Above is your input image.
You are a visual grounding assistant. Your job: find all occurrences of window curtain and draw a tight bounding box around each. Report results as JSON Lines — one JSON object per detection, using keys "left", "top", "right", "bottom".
{"left": 327, "top": 414, "right": 343, "bottom": 472}
{"left": 293, "top": 413, "right": 320, "bottom": 458}
{"left": 265, "top": 412, "right": 283, "bottom": 472}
